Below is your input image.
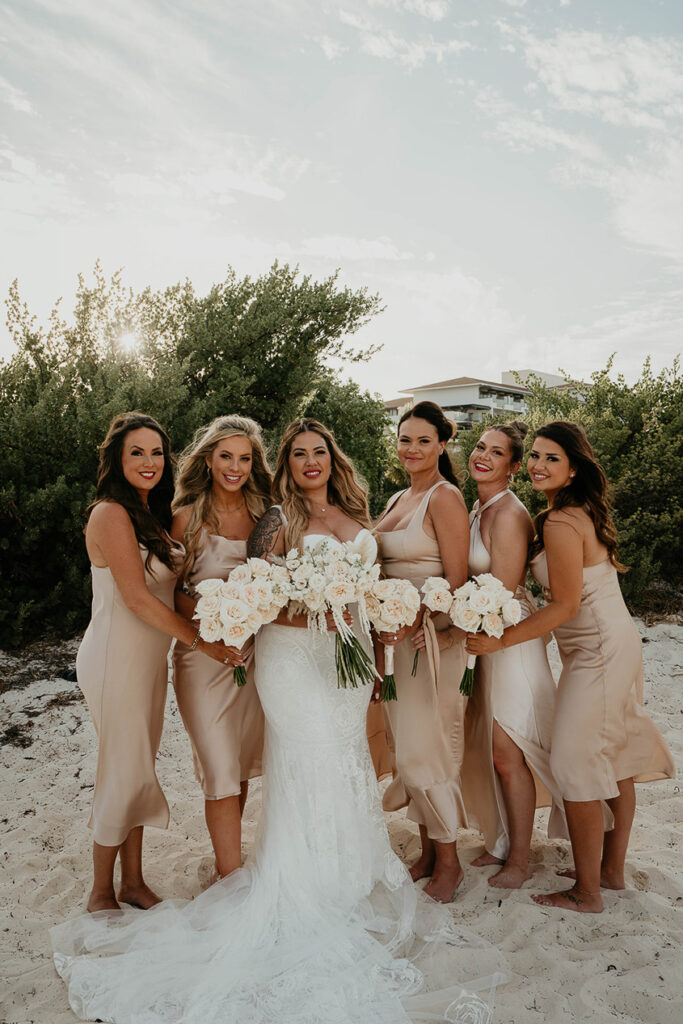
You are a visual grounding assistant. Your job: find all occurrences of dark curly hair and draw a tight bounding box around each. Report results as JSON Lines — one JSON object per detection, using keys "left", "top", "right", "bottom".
{"left": 88, "top": 412, "right": 177, "bottom": 573}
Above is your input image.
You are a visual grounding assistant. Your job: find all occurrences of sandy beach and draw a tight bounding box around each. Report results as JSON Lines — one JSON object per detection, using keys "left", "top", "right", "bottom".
{"left": 1, "top": 622, "right": 681, "bottom": 1024}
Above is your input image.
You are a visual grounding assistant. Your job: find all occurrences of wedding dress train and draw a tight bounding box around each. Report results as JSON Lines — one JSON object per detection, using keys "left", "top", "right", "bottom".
{"left": 51, "top": 533, "right": 507, "bottom": 1024}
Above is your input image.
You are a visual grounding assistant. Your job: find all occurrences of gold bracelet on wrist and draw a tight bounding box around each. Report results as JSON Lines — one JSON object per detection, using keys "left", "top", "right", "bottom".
{"left": 190, "top": 628, "right": 201, "bottom": 651}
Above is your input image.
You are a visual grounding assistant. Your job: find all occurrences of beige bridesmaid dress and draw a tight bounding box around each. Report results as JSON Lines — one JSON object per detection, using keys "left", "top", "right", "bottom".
{"left": 173, "top": 532, "right": 263, "bottom": 799}
{"left": 461, "top": 491, "right": 566, "bottom": 858}
{"left": 376, "top": 481, "right": 468, "bottom": 843}
{"left": 532, "top": 550, "right": 674, "bottom": 800}
{"left": 76, "top": 547, "right": 177, "bottom": 847}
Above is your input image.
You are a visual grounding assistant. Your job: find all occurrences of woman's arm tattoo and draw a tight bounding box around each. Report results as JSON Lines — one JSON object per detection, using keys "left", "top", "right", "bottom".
{"left": 247, "top": 507, "right": 284, "bottom": 559}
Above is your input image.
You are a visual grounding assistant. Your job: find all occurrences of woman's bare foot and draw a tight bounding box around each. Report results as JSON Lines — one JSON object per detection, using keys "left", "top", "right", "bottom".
{"left": 488, "top": 863, "right": 532, "bottom": 889}
{"left": 556, "top": 867, "right": 625, "bottom": 890}
{"left": 424, "top": 865, "right": 464, "bottom": 903}
{"left": 409, "top": 849, "right": 436, "bottom": 883}
{"left": 471, "top": 850, "right": 504, "bottom": 868}
{"left": 87, "top": 890, "right": 120, "bottom": 913}
{"left": 531, "top": 886, "right": 603, "bottom": 914}
{"left": 117, "top": 882, "right": 162, "bottom": 909}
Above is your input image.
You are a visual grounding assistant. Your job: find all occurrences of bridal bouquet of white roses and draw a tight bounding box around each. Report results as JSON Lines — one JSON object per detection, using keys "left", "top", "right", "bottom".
{"left": 450, "top": 573, "right": 521, "bottom": 696}
{"left": 284, "top": 535, "right": 381, "bottom": 689}
{"left": 194, "top": 558, "right": 292, "bottom": 686}
{"left": 365, "top": 578, "right": 421, "bottom": 701}
{"left": 415, "top": 576, "right": 458, "bottom": 678}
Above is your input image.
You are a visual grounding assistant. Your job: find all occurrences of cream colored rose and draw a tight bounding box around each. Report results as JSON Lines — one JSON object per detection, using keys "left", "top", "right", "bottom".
{"left": 423, "top": 587, "right": 452, "bottom": 614}
{"left": 365, "top": 593, "right": 381, "bottom": 619}
{"left": 502, "top": 598, "right": 522, "bottom": 626}
{"left": 269, "top": 564, "right": 290, "bottom": 587}
{"left": 229, "top": 564, "right": 252, "bottom": 585}
{"left": 221, "top": 583, "right": 243, "bottom": 601}
{"left": 331, "top": 562, "right": 353, "bottom": 582}
{"left": 323, "top": 580, "right": 356, "bottom": 607}
{"left": 482, "top": 612, "right": 504, "bottom": 638}
{"left": 451, "top": 601, "right": 481, "bottom": 633}
{"left": 247, "top": 557, "right": 270, "bottom": 577}
{"left": 246, "top": 610, "right": 263, "bottom": 633}
{"left": 219, "top": 598, "right": 250, "bottom": 623}
{"left": 292, "top": 565, "right": 312, "bottom": 588}
{"left": 224, "top": 622, "right": 251, "bottom": 648}
{"left": 198, "top": 616, "right": 224, "bottom": 642}
{"left": 195, "top": 578, "right": 224, "bottom": 598}
{"left": 240, "top": 583, "right": 262, "bottom": 609}
{"left": 261, "top": 603, "right": 282, "bottom": 623}
{"left": 372, "top": 578, "right": 399, "bottom": 601}
{"left": 195, "top": 593, "right": 222, "bottom": 618}
{"left": 468, "top": 588, "right": 499, "bottom": 614}
{"left": 381, "top": 597, "right": 409, "bottom": 626}
{"left": 453, "top": 579, "right": 477, "bottom": 601}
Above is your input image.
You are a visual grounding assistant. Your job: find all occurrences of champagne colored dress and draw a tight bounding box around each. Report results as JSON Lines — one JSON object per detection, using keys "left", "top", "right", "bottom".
{"left": 376, "top": 481, "right": 468, "bottom": 843}
{"left": 461, "top": 491, "right": 566, "bottom": 858}
{"left": 532, "top": 550, "right": 674, "bottom": 800}
{"left": 76, "top": 547, "right": 178, "bottom": 847}
{"left": 173, "top": 531, "right": 264, "bottom": 798}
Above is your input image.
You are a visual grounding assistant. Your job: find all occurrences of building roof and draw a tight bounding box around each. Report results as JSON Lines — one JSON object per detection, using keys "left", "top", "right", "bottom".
{"left": 383, "top": 397, "right": 410, "bottom": 409}
{"left": 401, "top": 375, "right": 531, "bottom": 396}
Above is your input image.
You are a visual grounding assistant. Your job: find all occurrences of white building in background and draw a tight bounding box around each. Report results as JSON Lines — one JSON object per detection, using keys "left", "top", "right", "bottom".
{"left": 384, "top": 373, "right": 535, "bottom": 429}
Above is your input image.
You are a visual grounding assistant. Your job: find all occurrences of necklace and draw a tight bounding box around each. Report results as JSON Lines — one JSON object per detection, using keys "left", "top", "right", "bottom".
{"left": 217, "top": 501, "right": 246, "bottom": 515}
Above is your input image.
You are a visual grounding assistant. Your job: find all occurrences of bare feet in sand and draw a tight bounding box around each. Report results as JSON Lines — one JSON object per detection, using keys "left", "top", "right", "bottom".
{"left": 470, "top": 851, "right": 504, "bottom": 868}
{"left": 409, "top": 849, "right": 436, "bottom": 883}
{"left": 117, "top": 882, "right": 162, "bottom": 909}
{"left": 424, "top": 865, "right": 464, "bottom": 904}
{"left": 556, "top": 868, "right": 625, "bottom": 890}
{"left": 87, "top": 892, "right": 121, "bottom": 912}
{"left": 531, "top": 886, "right": 603, "bottom": 914}
{"left": 488, "top": 863, "right": 532, "bottom": 889}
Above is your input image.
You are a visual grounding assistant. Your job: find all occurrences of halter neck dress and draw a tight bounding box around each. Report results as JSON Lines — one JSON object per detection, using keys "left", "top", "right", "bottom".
{"left": 76, "top": 545, "right": 179, "bottom": 847}
{"left": 173, "top": 530, "right": 264, "bottom": 799}
{"left": 460, "top": 491, "right": 566, "bottom": 858}
{"left": 531, "top": 548, "right": 674, "bottom": 801}
{"left": 376, "top": 481, "right": 468, "bottom": 843}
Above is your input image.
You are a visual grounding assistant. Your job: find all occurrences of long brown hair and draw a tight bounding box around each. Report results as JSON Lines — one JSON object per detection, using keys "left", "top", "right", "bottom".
{"left": 273, "top": 418, "right": 371, "bottom": 552}
{"left": 529, "top": 420, "right": 626, "bottom": 570}
{"left": 398, "top": 401, "right": 460, "bottom": 487}
{"left": 89, "top": 412, "right": 176, "bottom": 572}
{"left": 173, "top": 415, "right": 273, "bottom": 583}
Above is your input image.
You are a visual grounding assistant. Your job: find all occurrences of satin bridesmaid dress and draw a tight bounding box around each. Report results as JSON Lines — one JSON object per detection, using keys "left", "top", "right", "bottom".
{"left": 76, "top": 547, "right": 178, "bottom": 847}
{"left": 376, "top": 481, "right": 468, "bottom": 843}
{"left": 531, "top": 549, "right": 674, "bottom": 802}
{"left": 461, "top": 491, "right": 566, "bottom": 858}
{"left": 173, "top": 531, "right": 264, "bottom": 799}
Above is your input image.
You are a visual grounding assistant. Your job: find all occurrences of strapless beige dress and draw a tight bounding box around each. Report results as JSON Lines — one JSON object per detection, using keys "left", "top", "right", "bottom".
{"left": 461, "top": 492, "right": 566, "bottom": 858}
{"left": 532, "top": 551, "right": 674, "bottom": 800}
{"left": 173, "top": 532, "right": 263, "bottom": 799}
{"left": 76, "top": 547, "right": 178, "bottom": 847}
{"left": 376, "top": 481, "right": 468, "bottom": 843}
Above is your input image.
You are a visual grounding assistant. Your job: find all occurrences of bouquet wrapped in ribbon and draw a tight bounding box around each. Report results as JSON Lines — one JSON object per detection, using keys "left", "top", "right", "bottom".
{"left": 284, "top": 534, "right": 381, "bottom": 689}
{"left": 416, "top": 576, "right": 456, "bottom": 678}
{"left": 450, "top": 573, "right": 521, "bottom": 695}
{"left": 365, "top": 578, "right": 421, "bottom": 701}
{"left": 193, "top": 558, "right": 292, "bottom": 686}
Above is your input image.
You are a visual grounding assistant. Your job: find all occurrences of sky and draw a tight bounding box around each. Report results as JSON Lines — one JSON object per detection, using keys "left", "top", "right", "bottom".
{"left": 1, "top": 0, "right": 682, "bottom": 399}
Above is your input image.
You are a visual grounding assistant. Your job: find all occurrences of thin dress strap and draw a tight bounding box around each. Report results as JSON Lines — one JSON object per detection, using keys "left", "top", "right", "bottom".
{"left": 470, "top": 488, "right": 509, "bottom": 523}
{"left": 413, "top": 479, "right": 450, "bottom": 529}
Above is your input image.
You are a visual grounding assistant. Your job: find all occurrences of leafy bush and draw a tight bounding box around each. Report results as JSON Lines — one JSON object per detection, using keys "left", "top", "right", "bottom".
{"left": 0, "top": 264, "right": 387, "bottom": 647}
{"left": 456, "top": 357, "right": 682, "bottom": 611}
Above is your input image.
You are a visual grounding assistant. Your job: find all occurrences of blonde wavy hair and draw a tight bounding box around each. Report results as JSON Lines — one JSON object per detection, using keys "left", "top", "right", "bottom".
{"left": 173, "top": 415, "right": 273, "bottom": 583}
{"left": 273, "top": 418, "right": 371, "bottom": 552}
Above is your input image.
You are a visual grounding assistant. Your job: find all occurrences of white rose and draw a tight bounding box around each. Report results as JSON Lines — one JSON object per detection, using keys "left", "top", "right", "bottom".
{"left": 221, "top": 583, "right": 243, "bottom": 601}
{"left": 424, "top": 588, "right": 452, "bottom": 614}
{"left": 453, "top": 579, "right": 477, "bottom": 601}
{"left": 198, "top": 616, "right": 224, "bottom": 643}
{"left": 451, "top": 602, "right": 481, "bottom": 633}
{"left": 292, "top": 565, "right": 312, "bottom": 588}
{"left": 331, "top": 562, "right": 353, "bottom": 582}
{"left": 246, "top": 610, "right": 263, "bottom": 633}
{"left": 195, "top": 593, "right": 222, "bottom": 618}
{"left": 262, "top": 603, "right": 282, "bottom": 623}
{"left": 219, "top": 597, "right": 250, "bottom": 623}
{"left": 285, "top": 550, "right": 301, "bottom": 570}
{"left": 482, "top": 612, "right": 504, "bottom": 638}
{"left": 229, "top": 564, "right": 252, "bottom": 585}
{"left": 323, "top": 580, "right": 356, "bottom": 607}
{"left": 224, "top": 621, "right": 251, "bottom": 648}
{"left": 365, "top": 593, "right": 381, "bottom": 619}
{"left": 247, "top": 557, "right": 270, "bottom": 577}
{"left": 268, "top": 564, "right": 290, "bottom": 586}
{"left": 240, "top": 582, "right": 262, "bottom": 609}
{"left": 195, "top": 578, "right": 224, "bottom": 598}
{"left": 502, "top": 598, "right": 522, "bottom": 626}
{"left": 382, "top": 597, "right": 409, "bottom": 627}
{"left": 422, "top": 576, "right": 447, "bottom": 593}
{"left": 468, "top": 588, "right": 499, "bottom": 614}
{"left": 372, "top": 578, "right": 399, "bottom": 601}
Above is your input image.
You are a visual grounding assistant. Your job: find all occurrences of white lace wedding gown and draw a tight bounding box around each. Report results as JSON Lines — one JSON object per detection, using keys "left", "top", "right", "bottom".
{"left": 51, "top": 532, "right": 507, "bottom": 1024}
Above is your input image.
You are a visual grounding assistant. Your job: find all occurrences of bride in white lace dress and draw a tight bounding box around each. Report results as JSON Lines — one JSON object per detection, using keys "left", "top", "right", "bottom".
{"left": 51, "top": 419, "right": 506, "bottom": 1024}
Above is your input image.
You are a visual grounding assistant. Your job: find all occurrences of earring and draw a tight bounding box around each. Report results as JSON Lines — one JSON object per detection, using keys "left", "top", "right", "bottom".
{"left": 207, "top": 465, "right": 212, "bottom": 477}
{"left": 508, "top": 473, "right": 515, "bottom": 483}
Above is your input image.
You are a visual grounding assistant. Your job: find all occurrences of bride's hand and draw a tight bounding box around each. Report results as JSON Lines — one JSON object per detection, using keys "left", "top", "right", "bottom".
{"left": 325, "top": 608, "right": 353, "bottom": 633}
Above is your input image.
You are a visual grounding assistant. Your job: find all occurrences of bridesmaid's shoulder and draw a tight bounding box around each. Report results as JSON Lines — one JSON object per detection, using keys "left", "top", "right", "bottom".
{"left": 545, "top": 505, "right": 591, "bottom": 535}
{"left": 87, "top": 499, "right": 132, "bottom": 529}
{"left": 494, "top": 493, "right": 532, "bottom": 532}
{"left": 429, "top": 481, "right": 467, "bottom": 515}
{"left": 171, "top": 504, "right": 193, "bottom": 537}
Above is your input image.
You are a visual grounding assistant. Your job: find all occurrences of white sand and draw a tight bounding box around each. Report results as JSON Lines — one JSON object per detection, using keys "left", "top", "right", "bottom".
{"left": 1, "top": 621, "right": 681, "bottom": 1024}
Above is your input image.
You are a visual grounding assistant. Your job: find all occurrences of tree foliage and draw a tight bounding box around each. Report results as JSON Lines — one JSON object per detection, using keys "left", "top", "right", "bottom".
{"left": 457, "top": 357, "right": 682, "bottom": 610}
{"left": 0, "top": 264, "right": 387, "bottom": 647}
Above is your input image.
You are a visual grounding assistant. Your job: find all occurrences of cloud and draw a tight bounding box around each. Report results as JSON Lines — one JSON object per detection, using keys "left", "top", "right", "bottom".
{"left": 339, "top": 9, "right": 471, "bottom": 68}
{"left": 298, "top": 236, "right": 413, "bottom": 261}
{"left": 500, "top": 25, "right": 683, "bottom": 129}
{"left": 0, "top": 75, "right": 34, "bottom": 115}
{"left": 317, "top": 35, "right": 348, "bottom": 60}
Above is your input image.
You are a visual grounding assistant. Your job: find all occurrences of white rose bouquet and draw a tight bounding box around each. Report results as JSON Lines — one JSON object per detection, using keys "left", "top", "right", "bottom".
{"left": 365, "top": 578, "right": 421, "bottom": 701}
{"left": 416, "top": 576, "right": 457, "bottom": 678}
{"left": 193, "top": 558, "right": 292, "bottom": 686}
{"left": 284, "top": 535, "right": 381, "bottom": 690}
{"left": 450, "top": 573, "right": 521, "bottom": 695}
